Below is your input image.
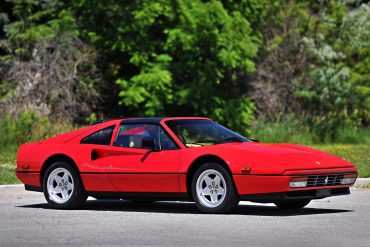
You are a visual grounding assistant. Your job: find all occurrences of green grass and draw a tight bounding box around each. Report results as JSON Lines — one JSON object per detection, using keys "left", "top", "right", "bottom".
{"left": 0, "top": 144, "right": 369, "bottom": 185}
{"left": 0, "top": 145, "right": 19, "bottom": 185}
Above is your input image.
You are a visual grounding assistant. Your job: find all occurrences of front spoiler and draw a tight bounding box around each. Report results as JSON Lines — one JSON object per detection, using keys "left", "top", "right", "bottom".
{"left": 240, "top": 187, "right": 350, "bottom": 203}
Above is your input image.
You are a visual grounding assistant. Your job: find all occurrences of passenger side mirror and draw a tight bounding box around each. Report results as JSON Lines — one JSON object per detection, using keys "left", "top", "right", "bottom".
{"left": 141, "top": 138, "right": 161, "bottom": 151}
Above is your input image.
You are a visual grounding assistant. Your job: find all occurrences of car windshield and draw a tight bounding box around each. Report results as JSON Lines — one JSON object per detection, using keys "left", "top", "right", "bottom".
{"left": 166, "top": 120, "right": 250, "bottom": 148}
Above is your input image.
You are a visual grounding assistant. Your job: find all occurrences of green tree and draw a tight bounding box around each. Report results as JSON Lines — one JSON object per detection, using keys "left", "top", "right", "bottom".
{"left": 72, "top": 0, "right": 260, "bottom": 134}
{"left": 295, "top": 2, "right": 370, "bottom": 138}
{"left": 0, "top": 0, "right": 99, "bottom": 122}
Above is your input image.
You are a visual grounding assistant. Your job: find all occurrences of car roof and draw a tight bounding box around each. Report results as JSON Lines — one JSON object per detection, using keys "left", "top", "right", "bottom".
{"left": 120, "top": 117, "right": 210, "bottom": 125}
{"left": 120, "top": 117, "right": 165, "bottom": 124}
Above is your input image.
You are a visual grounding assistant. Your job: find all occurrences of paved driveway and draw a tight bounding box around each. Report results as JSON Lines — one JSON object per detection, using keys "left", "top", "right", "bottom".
{"left": 1, "top": 186, "right": 369, "bottom": 247}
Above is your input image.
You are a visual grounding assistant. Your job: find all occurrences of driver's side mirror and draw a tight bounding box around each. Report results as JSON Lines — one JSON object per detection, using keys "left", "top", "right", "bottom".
{"left": 141, "top": 138, "right": 161, "bottom": 151}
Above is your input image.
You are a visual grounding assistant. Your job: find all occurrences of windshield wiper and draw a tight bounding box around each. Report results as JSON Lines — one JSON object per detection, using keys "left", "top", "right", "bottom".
{"left": 215, "top": 136, "right": 244, "bottom": 144}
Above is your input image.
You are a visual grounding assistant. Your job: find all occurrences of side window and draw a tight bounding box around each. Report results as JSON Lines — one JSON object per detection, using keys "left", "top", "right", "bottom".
{"left": 114, "top": 124, "right": 157, "bottom": 149}
{"left": 159, "top": 128, "right": 177, "bottom": 150}
{"left": 80, "top": 125, "right": 115, "bottom": 145}
{"left": 114, "top": 124, "right": 177, "bottom": 150}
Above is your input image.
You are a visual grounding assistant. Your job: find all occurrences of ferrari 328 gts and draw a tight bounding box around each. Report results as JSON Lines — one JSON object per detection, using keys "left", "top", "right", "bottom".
{"left": 16, "top": 117, "right": 357, "bottom": 213}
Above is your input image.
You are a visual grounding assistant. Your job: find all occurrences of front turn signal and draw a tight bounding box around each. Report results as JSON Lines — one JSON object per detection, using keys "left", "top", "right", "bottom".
{"left": 290, "top": 177, "right": 308, "bottom": 188}
{"left": 340, "top": 174, "right": 357, "bottom": 185}
{"left": 241, "top": 167, "right": 251, "bottom": 174}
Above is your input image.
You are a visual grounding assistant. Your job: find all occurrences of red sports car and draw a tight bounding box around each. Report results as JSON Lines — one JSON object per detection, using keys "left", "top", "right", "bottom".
{"left": 16, "top": 117, "right": 357, "bottom": 213}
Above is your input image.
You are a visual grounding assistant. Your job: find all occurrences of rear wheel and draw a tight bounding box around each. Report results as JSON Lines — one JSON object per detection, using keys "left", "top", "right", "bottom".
{"left": 191, "top": 163, "right": 239, "bottom": 213}
{"left": 274, "top": 199, "right": 311, "bottom": 210}
{"left": 43, "top": 162, "right": 87, "bottom": 209}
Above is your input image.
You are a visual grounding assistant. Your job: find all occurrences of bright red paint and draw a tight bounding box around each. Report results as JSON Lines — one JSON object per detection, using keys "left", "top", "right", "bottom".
{"left": 16, "top": 117, "right": 357, "bottom": 198}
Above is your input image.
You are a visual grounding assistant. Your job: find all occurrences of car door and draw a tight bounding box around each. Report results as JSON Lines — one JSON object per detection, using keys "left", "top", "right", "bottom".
{"left": 107, "top": 123, "right": 181, "bottom": 192}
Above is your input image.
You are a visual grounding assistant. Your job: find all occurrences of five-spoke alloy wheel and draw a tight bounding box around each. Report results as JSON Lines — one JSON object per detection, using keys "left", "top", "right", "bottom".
{"left": 192, "top": 163, "right": 239, "bottom": 213}
{"left": 43, "top": 162, "right": 87, "bottom": 209}
{"left": 196, "top": 169, "right": 227, "bottom": 208}
{"left": 47, "top": 167, "right": 74, "bottom": 204}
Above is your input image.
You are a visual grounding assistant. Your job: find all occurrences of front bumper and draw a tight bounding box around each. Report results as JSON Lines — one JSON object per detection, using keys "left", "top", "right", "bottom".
{"left": 240, "top": 187, "right": 350, "bottom": 203}
{"left": 233, "top": 168, "right": 356, "bottom": 201}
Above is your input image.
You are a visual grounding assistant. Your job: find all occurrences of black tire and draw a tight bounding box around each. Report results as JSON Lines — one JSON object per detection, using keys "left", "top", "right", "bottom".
{"left": 274, "top": 199, "right": 311, "bottom": 210}
{"left": 43, "top": 162, "right": 87, "bottom": 209}
{"left": 191, "top": 162, "right": 239, "bottom": 213}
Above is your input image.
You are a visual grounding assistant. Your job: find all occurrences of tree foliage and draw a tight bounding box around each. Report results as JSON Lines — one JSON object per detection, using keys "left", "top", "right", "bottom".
{"left": 296, "top": 1, "right": 370, "bottom": 136}
{"left": 0, "top": 0, "right": 369, "bottom": 138}
{"left": 0, "top": 0, "right": 100, "bottom": 122}
{"left": 70, "top": 0, "right": 260, "bottom": 133}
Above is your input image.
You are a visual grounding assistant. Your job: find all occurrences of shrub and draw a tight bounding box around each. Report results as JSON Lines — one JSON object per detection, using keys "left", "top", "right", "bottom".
{"left": 250, "top": 115, "right": 369, "bottom": 145}
{"left": 249, "top": 116, "right": 317, "bottom": 144}
{"left": 335, "top": 127, "right": 370, "bottom": 145}
{"left": 0, "top": 111, "right": 76, "bottom": 146}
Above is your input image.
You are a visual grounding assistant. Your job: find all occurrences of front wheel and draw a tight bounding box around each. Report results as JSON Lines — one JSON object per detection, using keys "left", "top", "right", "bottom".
{"left": 274, "top": 199, "right": 311, "bottom": 210}
{"left": 43, "top": 162, "right": 87, "bottom": 209}
{"left": 191, "top": 163, "right": 239, "bottom": 213}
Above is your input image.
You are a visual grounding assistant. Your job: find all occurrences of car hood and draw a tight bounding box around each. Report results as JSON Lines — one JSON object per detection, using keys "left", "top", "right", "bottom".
{"left": 215, "top": 142, "right": 356, "bottom": 174}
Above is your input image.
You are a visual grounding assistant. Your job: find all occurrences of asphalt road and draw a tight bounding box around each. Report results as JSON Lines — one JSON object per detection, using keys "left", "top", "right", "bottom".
{"left": 1, "top": 186, "right": 369, "bottom": 247}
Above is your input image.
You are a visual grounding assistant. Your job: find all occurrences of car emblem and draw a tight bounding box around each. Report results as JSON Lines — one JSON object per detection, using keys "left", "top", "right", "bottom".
{"left": 324, "top": 177, "right": 329, "bottom": 184}
{"left": 315, "top": 161, "right": 321, "bottom": 165}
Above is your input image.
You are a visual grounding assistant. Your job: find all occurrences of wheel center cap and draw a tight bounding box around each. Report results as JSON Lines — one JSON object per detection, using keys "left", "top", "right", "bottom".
{"left": 59, "top": 181, "right": 68, "bottom": 190}
{"left": 209, "top": 184, "right": 219, "bottom": 193}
